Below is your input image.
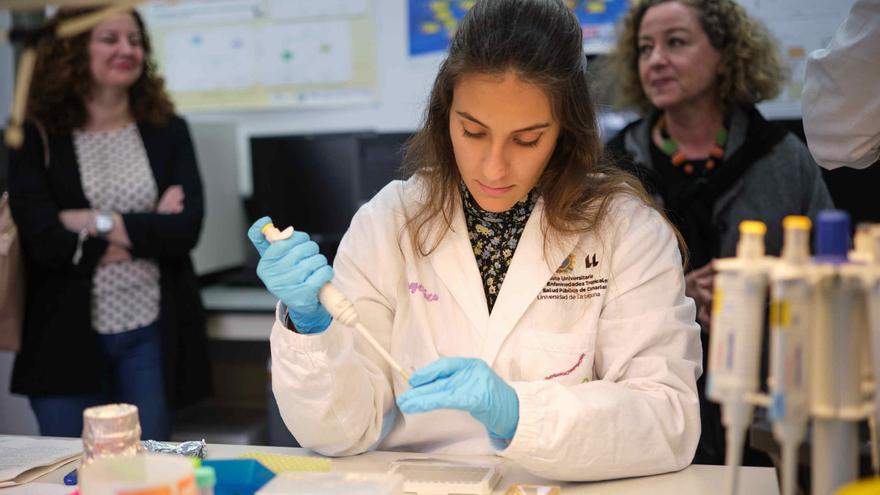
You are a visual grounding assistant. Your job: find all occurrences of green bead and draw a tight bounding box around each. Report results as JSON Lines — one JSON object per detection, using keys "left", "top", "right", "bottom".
{"left": 715, "top": 127, "right": 728, "bottom": 146}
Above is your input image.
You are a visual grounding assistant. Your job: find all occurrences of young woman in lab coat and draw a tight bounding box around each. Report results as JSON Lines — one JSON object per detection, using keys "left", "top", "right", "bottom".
{"left": 247, "top": 0, "right": 702, "bottom": 481}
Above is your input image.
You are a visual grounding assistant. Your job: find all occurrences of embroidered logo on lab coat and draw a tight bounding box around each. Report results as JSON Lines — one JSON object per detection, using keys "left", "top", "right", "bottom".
{"left": 544, "top": 352, "right": 586, "bottom": 380}
{"left": 408, "top": 282, "right": 439, "bottom": 301}
{"left": 556, "top": 254, "right": 576, "bottom": 273}
{"left": 539, "top": 252, "right": 607, "bottom": 301}
{"left": 585, "top": 253, "right": 599, "bottom": 268}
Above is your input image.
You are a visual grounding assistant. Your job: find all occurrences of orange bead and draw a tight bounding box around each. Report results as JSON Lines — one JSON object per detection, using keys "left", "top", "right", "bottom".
{"left": 671, "top": 153, "right": 686, "bottom": 166}
{"left": 709, "top": 147, "right": 724, "bottom": 158}
{"left": 706, "top": 160, "right": 716, "bottom": 170}
{"left": 683, "top": 163, "right": 694, "bottom": 174}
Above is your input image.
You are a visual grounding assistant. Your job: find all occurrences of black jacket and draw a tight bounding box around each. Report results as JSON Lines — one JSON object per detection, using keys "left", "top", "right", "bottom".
{"left": 606, "top": 105, "right": 833, "bottom": 270}
{"left": 8, "top": 116, "right": 212, "bottom": 407}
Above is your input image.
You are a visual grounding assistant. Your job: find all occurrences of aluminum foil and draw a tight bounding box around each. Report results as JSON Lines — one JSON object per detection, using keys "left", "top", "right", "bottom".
{"left": 142, "top": 439, "right": 207, "bottom": 459}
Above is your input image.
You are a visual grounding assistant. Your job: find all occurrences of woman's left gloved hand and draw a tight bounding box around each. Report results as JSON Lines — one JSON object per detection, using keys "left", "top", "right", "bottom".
{"left": 396, "top": 357, "right": 519, "bottom": 440}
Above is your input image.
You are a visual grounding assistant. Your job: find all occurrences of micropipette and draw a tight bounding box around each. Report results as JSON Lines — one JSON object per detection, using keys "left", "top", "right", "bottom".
{"left": 262, "top": 222, "right": 411, "bottom": 382}
{"left": 768, "top": 216, "right": 813, "bottom": 495}
{"left": 707, "top": 220, "right": 770, "bottom": 495}
{"left": 811, "top": 210, "right": 861, "bottom": 494}
{"left": 867, "top": 225, "right": 880, "bottom": 475}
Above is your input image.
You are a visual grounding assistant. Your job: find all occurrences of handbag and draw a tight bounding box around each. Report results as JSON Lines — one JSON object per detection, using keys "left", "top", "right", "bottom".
{"left": 0, "top": 123, "right": 49, "bottom": 352}
{"left": 0, "top": 191, "right": 25, "bottom": 352}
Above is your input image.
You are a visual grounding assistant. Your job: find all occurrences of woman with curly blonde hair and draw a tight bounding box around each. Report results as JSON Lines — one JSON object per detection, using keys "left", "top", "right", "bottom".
{"left": 603, "top": 0, "right": 833, "bottom": 465}
{"left": 7, "top": 6, "right": 211, "bottom": 440}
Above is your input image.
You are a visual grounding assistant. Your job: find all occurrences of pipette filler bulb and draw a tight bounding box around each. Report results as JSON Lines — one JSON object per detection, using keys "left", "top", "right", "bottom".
{"left": 261, "top": 222, "right": 411, "bottom": 381}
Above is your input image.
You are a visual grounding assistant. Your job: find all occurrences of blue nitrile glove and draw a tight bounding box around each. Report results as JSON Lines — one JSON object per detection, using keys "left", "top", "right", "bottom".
{"left": 396, "top": 357, "right": 519, "bottom": 439}
{"left": 247, "top": 217, "right": 334, "bottom": 334}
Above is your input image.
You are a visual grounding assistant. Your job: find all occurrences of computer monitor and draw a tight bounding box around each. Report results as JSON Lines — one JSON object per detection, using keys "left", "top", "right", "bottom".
{"left": 248, "top": 131, "right": 410, "bottom": 264}
{"left": 250, "top": 133, "right": 359, "bottom": 245}
{"left": 358, "top": 132, "right": 411, "bottom": 205}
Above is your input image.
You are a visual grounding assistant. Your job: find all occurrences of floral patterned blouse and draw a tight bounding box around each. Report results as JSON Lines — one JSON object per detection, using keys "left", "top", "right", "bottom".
{"left": 461, "top": 184, "right": 538, "bottom": 313}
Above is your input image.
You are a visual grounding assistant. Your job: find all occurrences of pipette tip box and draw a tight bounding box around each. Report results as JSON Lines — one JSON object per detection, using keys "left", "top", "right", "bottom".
{"left": 388, "top": 459, "right": 501, "bottom": 495}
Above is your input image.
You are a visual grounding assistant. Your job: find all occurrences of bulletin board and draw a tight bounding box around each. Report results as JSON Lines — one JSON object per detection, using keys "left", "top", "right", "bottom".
{"left": 739, "top": 0, "right": 855, "bottom": 119}
{"left": 139, "top": 0, "right": 379, "bottom": 112}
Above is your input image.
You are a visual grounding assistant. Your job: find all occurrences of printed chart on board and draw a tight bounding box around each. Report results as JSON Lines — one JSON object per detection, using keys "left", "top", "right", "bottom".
{"left": 140, "top": 0, "right": 378, "bottom": 112}
{"left": 738, "top": 0, "right": 855, "bottom": 119}
{"left": 407, "top": 0, "right": 630, "bottom": 57}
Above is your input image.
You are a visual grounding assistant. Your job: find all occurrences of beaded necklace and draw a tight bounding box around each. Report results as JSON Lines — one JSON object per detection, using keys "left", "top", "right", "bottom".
{"left": 654, "top": 114, "right": 728, "bottom": 175}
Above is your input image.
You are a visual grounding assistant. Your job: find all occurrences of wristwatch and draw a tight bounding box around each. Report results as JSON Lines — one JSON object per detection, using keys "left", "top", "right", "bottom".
{"left": 93, "top": 211, "right": 114, "bottom": 237}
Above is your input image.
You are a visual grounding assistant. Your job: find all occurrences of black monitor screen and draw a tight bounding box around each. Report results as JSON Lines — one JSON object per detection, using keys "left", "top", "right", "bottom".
{"left": 250, "top": 133, "right": 359, "bottom": 245}
{"left": 248, "top": 132, "right": 410, "bottom": 264}
{"left": 358, "top": 132, "right": 410, "bottom": 205}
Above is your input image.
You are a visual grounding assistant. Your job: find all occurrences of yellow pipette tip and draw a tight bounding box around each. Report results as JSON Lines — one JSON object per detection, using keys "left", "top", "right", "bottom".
{"left": 261, "top": 222, "right": 275, "bottom": 235}
{"left": 739, "top": 220, "right": 767, "bottom": 235}
{"left": 783, "top": 215, "right": 811, "bottom": 231}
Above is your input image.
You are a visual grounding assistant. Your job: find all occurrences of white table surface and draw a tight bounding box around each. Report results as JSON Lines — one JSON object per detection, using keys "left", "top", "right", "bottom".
{"left": 15, "top": 436, "right": 779, "bottom": 495}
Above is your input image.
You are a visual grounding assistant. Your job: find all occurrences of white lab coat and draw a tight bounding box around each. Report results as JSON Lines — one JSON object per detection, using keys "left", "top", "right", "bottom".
{"left": 802, "top": 0, "right": 880, "bottom": 170}
{"left": 270, "top": 177, "right": 702, "bottom": 481}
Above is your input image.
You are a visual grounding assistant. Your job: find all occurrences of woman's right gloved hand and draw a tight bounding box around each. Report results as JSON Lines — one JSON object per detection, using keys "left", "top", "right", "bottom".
{"left": 247, "top": 217, "right": 334, "bottom": 334}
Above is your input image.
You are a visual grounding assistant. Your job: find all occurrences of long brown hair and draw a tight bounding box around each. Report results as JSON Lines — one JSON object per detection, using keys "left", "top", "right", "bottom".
{"left": 607, "top": 0, "right": 786, "bottom": 112}
{"left": 27, "top": 6, "right": 174, "bottom": 133}
{"left": 402, "top": 0, "right": 661, "bottom": 257}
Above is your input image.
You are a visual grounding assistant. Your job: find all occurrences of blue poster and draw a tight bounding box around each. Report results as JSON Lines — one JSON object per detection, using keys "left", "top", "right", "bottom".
{"left": 574, "top": 0, "right": 631, "bottom": 54}
{"left": 408, "top": 0, "right": 473, "bottom": 56}
{"left": 408, "top": 0, "right": 630, "bottom": 57}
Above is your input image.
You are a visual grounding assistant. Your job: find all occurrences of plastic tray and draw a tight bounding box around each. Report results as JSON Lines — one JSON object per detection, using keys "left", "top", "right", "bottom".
{"left": 202, "top": 459, "right": 275, "bottom": 495}
{"left": 389, "top": 459, "right": 501, "bottom": 495}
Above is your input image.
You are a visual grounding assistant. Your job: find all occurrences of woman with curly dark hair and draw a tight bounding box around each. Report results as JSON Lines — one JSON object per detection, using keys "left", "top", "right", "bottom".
{"left": 7, "top": 7, "right": 211, "bottom": 440}
{"left": 603, "top": 0, "right": 833, "bottom": 464}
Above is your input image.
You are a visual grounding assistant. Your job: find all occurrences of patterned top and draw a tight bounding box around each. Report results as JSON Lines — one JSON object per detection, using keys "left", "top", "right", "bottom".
{"left": 74, "top": 123, "right": 160, "bottom": 334}
{"left": 461, "top": 183, "right": 537, "bottom": 313}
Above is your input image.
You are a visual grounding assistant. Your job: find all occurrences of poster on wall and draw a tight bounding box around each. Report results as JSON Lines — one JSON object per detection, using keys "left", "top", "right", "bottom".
{"left": 407, "top": 0, "right": 630, "bottom": 57}
{"left": 140, "top": 0, "right": 378, "bottom": 112}
{"left": 737, "top": 0, "right": 855, "bottom": 119}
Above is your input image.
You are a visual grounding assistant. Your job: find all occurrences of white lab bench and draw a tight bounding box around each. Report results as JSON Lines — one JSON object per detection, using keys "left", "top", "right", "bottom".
{"left": 21, "top": 436, "right": 779, "bottom": 495}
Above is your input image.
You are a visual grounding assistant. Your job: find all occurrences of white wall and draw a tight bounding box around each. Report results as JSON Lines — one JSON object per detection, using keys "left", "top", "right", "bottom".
{"left": 189, "top": 122, "right": 248, "bottom": 275}
{"left": 180, "top": 0, "right": 444, "bottom": 196}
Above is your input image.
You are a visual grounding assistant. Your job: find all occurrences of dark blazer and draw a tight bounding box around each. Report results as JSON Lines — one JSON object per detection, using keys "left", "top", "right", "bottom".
{"left": 7, "top": 116, "right": 212, "bottom": 408}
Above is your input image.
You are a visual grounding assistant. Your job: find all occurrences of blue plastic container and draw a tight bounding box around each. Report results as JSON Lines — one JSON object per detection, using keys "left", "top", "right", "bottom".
{"left": 202, "top": 459, "right": 275, "bottom": 495}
